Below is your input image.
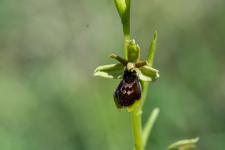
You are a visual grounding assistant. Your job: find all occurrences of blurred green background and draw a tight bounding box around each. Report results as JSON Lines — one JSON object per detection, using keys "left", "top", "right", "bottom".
{"left": 0, "top": 0, "right": 225, "bottom": 150}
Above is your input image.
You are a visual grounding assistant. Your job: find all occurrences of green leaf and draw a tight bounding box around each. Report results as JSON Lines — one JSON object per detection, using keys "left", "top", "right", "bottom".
{"left": 143, "top": 108, "right": 160, "bottom": 147}
{"left": 94, "top": 63, "right": 124, "bottom": 79}
{"left": 147, "top": 31, "right": 157, "bottom": 65}
{"left": 139, "top": 65, "right": 159, "bottom": 81}
{"left": 168, "top": 137, "right": 199, "bottom": 150}
{"left": 127, "top": 39, "right": 140, "bottom": 62}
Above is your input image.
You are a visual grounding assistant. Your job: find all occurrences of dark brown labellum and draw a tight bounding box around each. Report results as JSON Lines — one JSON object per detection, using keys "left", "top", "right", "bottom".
{"left": 113, "top": 69, "right": 142, "bottom": 108}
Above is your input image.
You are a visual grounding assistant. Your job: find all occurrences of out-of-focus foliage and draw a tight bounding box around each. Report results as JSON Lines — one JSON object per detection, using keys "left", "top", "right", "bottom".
{"left": 0, "top": 0, "right": 224, "bottom": 150}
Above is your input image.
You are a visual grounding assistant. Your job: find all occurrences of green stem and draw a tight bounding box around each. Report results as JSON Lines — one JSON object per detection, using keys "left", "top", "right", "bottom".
{"left": 131, "top": 80, "right": 148, "bottom": 149}
{"left": 131, "top": 106, "right": 144, "bottom": 150}
{"left": 124, "top": 34, "right": 130, "bottom": 59}
{"left": 123, "top": 0, "right": 130, "bottom": 59}
{"left": 123, "top": 0, "right": 130, "bottom": 37}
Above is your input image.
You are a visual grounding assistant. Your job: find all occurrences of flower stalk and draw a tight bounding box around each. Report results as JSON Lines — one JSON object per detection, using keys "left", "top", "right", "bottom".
{"left": 131, "top": 108, "right": 144, "bottom": 150}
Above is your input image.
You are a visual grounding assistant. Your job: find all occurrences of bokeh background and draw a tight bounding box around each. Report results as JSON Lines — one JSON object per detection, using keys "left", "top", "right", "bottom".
{"left": 0, "top": 0, "right": 225, "bottom": 150}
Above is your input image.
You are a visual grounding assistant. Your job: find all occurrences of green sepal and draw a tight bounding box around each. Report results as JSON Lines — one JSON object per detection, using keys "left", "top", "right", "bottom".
{"left": 127, "top": 39, "right": 140, "bottom": 62}
{"left": 138, "top": 71, "right": 152, "bottom": 82}
{"left": 94, "top": 63, "right": 124, "bottom": 79}
{"left": 139, "top": 65, "right": 159, "bottom": 81}
{"left": 168, "top": 137, "right": 199, "bottom": 150}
